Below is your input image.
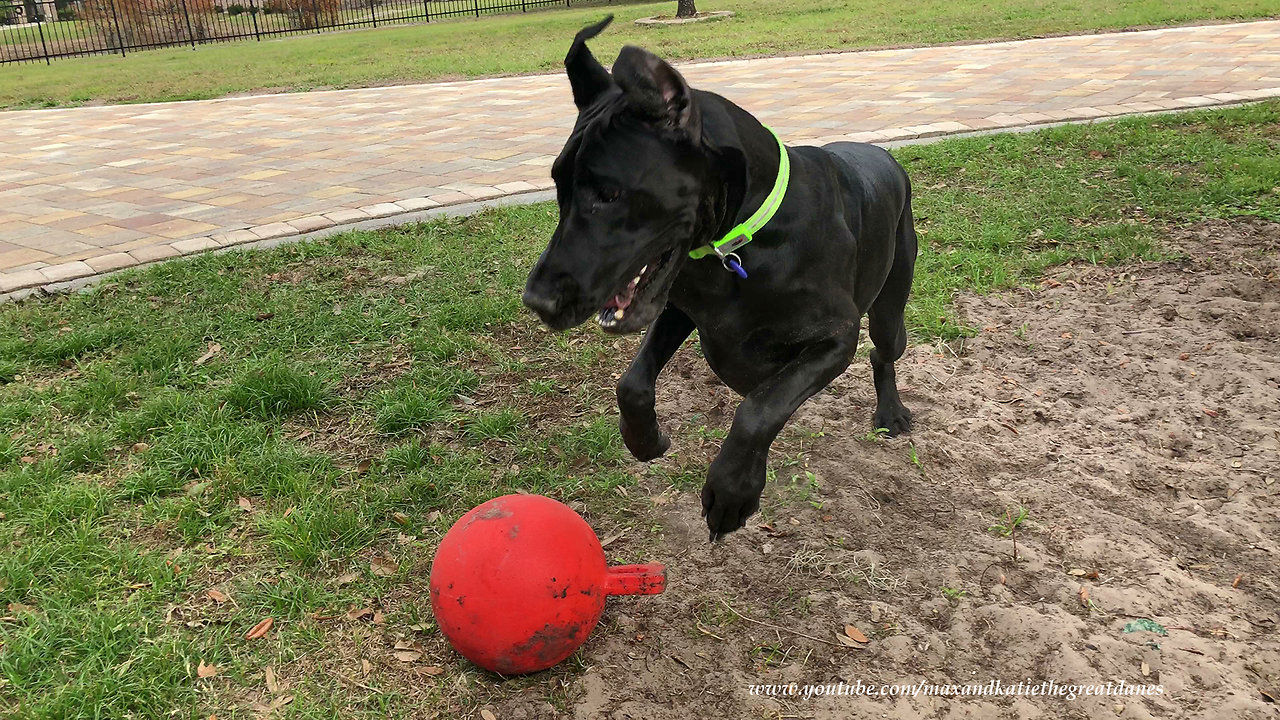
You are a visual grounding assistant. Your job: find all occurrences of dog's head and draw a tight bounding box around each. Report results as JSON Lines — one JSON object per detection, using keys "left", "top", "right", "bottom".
{"left": 522, "top": 16, "right": 718, "bottom": 334}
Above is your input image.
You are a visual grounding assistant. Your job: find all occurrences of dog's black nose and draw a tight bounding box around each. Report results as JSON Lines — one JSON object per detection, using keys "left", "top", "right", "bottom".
{"left": 522, "top": 288, "right": 561, "bottom": 320}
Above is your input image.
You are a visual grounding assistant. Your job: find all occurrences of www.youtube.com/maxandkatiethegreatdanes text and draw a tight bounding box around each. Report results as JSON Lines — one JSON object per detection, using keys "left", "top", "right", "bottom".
{"left": 747, "top": 678, "right": 1166, "bottom": 701}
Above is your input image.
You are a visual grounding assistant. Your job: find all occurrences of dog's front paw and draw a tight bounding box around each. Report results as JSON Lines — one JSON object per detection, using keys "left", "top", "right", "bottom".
{"left": 700, "top": 477, "right": 763, "bottom": 542}
{"left": 872, "top": 403, "right": 913, "bottom": 437}
{"left": 620, "top": 416, "right": 670, "bottom": 461}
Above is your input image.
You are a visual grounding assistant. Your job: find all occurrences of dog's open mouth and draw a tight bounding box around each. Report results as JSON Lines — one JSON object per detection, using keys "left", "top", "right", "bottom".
{"left": 597, "top": 249, "right": 675, "bottom": 330}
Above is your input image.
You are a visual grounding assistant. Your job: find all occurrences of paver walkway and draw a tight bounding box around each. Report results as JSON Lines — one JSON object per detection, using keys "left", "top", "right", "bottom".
{"left": 3, "top": 20, "right": 1279, "bottom": 293}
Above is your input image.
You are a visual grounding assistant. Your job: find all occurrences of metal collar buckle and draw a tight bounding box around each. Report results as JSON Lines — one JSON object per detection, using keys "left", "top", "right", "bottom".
{"left": 715, "top": 246, "right": 747, "bottom": 279}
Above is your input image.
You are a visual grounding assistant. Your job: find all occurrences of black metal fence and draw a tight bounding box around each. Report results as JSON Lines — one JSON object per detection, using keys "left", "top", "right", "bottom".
{"left": 1, "top": 0, "right": 580, "bottom": 63}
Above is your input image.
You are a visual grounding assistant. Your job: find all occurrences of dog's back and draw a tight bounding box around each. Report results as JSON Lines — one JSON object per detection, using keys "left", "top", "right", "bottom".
{"left": 822, "top": 141, "right": 912, "bottom": 226}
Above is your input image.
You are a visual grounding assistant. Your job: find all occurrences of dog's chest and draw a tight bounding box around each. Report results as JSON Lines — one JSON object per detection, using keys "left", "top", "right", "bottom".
{"left": 694, "top": 320, "right": 810, "bottom": 395}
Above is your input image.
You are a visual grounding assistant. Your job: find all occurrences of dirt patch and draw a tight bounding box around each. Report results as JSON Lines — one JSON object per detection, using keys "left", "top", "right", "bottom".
{"left": 486, "top": 219, "right": 1279, "bottom": 719}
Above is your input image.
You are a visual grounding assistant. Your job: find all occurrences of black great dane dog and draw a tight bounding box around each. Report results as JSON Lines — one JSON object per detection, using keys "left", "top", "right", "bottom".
{"left": 522, "top": 17, "right": 919, "bottom": 541}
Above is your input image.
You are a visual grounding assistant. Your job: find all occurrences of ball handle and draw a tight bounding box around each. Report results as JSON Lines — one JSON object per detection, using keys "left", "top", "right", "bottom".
{"left": 602, "top": 564, "right": 666, "bottom": 596}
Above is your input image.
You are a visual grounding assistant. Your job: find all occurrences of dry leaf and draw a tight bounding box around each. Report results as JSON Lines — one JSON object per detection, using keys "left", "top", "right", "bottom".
{"left": 420, "top": 665, "right": 445, "bottom": 676}
{"left": 1233, "top": 574, "right": 1244, "bottom": 589}
{"left": 836, "top": 633, "right": 862, "bottom": 647}
{"left": 356, "top": 459, "right": 372, "bottom": 473}
{"left": 1203, "top": 408, "right": 1220, "bottom": 418}
{"left": 394, "top": 650, "right": 422, "bottom": 663}
{"left": 346, "top": 607, "right": 373, "bottom": 621}
{"left": 1068, "top": 568, "right": 1087, "bottom": 577}
{"left": 373, "top": 611, "right": 385, "bottom": 625}
{"left": 265, "top": 666, "right": 279, "bottom": 694}
{"left": 268, "top": 695, "right": 293, "bottom": 711}
{"left": 206, "top": 589, "right": 229, "bottom": 603}
{"left": 131, "top": 442, "right": 150, "bottom": 453}
{"left": 392, "top": 511, "right": 410, "bottom": 526}
{"left": 237, "top": 497, "right": 252, "bottom": 512}
{"left": 361, "top": 659, "right": 372, "bottom": 677}
{"left": 335, "top": 572, "right": 358, "bottom": 586}
{"left": 1078, "top": 585, "right": 1091, "bottom": 608}
{"left": 195, "top": 343, "right": 222, "bottom": 366}
{"left": 481, "top": 710, "right": 497, "bottom": 720}
{"left": 197, "top": 660, "right": 219, "bottom": 678}
{"left": 844, "top": 625, "right": 869, "bottom": 643}
{"left": 245, "top": 617, "right": 274, "bottom": 640}
{"left": 370, "top": 556, "right": 398, "bottom": 577}
{"left": 1140, "top": 661, "right": 1150, "bottom": 677}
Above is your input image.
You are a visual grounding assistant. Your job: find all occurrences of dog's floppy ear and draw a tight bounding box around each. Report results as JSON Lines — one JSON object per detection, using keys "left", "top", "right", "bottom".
{"left": 613, "top": 45, "right": 701, "bottom": 140}
{"left": 565, "top": 15, "right": 614, "bottom": 110}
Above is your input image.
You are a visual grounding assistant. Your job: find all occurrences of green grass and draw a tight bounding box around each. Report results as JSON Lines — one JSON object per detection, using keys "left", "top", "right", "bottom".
{"left": 1, "top": 104, "right": 1278, "bottom": 717}
{"left": 2, "top": 0, "right": 1277, "bottom": 108}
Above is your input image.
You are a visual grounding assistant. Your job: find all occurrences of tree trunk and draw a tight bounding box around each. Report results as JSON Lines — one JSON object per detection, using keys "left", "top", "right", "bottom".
{"left": 675, "top": 0, "right": 696, "bottom": 18}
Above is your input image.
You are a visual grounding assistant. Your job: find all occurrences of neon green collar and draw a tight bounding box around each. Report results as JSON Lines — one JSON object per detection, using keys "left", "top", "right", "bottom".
{"left": 688, "top": 126, "right": 790, "bottom": 276}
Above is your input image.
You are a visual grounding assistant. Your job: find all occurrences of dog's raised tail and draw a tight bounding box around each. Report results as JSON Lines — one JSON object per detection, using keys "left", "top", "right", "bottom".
{"left": 565, "top": 15, "right": 614, "bottom": 109}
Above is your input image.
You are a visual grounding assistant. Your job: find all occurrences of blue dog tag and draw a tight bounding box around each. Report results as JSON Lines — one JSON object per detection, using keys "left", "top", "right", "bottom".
{"left": 725, "top": 257, "right": 748, "bottom": 279}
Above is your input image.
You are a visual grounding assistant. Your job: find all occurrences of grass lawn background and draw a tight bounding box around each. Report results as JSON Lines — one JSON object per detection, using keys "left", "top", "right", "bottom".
{"left": 1, "top": 0, "right": 1277, "bottom": 109}
{"left": 1, "top": 102, "right": 1278, "bottom": 717}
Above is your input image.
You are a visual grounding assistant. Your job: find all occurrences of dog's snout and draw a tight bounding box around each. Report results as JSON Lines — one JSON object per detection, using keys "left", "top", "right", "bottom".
{"left": 522, "top": 286, "right": 562, "bottom": 320}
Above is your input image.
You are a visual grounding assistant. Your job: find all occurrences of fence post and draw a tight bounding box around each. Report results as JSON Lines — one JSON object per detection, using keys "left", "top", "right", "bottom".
{"left": 421, "top": 0, "right": 428, "bottom": 22}
{"left": 368, "top": 0, "right": 375, "bottom": 26}
{"left": 179, "top": 0, "right": 197, "bottom": 48}
{"left": 520, "top": 0, "right": 525, "bottom": 11}
{"left": 108, "top": 0, "right": 126, "bottom": 57}
{"left": 249, "top": 0, "right": 260, "bottom": 39}
{"left": 472, "top": 0, "right": 477, "bottom": 17}
{"left": 35, "top": 12, "right": 51, "bottom": 65}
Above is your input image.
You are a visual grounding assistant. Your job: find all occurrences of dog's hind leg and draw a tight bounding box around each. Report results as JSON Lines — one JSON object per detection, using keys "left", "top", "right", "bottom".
{"left": 617, "top": 305, "right": 696, "bottom": 461}
{"left": 866, "top": 201, "right": 919, "bottom": 436}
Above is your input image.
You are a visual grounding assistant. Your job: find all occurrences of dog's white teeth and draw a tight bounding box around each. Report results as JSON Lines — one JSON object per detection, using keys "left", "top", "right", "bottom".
{"left": 640, "top": 264, "right": 649, "bottom": 274}
{"left": 614, "top": 308, "right": 625, "bottom": 320}
{"left": 632, "top": 275, "right": 642, "bottom": 286}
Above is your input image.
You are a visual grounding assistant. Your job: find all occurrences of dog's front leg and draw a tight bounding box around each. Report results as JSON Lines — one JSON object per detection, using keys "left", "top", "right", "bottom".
{"left": 617, "top": 305, "right": 696, "bottom": 461}
{"left": 702, "top": 331, "right": 858, "bottom": 541}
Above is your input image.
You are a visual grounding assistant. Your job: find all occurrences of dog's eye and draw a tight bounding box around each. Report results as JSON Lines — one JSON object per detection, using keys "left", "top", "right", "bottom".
{"left": 598, "top": 188, "right": 621, "bottom": 204}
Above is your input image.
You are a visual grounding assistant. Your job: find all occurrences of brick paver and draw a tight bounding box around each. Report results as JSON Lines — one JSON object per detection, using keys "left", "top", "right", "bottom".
{"left": 3, "top": 20, "right": 1279, "bottom": 293}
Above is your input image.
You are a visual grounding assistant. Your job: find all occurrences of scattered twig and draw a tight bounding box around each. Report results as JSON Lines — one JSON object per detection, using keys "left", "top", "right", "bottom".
{"left": 695, "top": 621, "right": 725, "bottom": 641}
{"left": 334, "top": 672, "right": 380, "bottom": 693}
{"left": 719, "top": 599, "right": 848, "bottom": 648}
